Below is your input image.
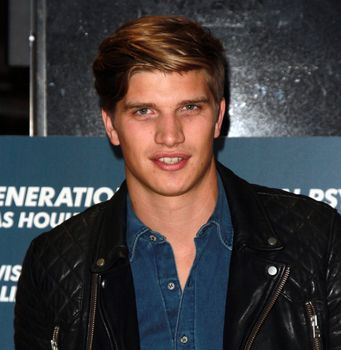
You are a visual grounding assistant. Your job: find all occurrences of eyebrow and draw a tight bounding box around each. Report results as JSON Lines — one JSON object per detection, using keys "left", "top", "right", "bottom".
{"left": 123, "top": 97, "right": 211, "bottom": 111}
{"left": 177, "top": 97, "right": 210, "bottom": 107}
{"left": 123, "top": 102, "right": 157, "bottom": 112}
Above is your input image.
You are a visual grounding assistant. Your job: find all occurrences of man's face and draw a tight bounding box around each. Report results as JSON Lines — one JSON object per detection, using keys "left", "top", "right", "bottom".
{"left": 102, "top": 69, "right": 225, "bottom": 198}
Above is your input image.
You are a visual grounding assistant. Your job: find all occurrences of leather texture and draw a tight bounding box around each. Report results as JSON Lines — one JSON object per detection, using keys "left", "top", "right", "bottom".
{"left": 14, "top": 163, "right": 341, "bottom": 349}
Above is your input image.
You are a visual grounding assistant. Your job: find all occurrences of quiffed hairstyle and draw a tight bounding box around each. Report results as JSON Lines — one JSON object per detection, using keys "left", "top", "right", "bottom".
{"left": 93, "top": 16, "right": 227, "bottom": 113}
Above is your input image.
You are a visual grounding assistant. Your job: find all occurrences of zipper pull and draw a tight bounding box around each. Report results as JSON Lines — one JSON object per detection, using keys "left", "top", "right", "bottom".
{"left": 310, "top": 314, "right": 321, "bottom": 339}
{"left": 51, "top": 326, "right": 60, "bottom": 350}
{"left": 51, "top": 340, "right": 58, "bottom": 350}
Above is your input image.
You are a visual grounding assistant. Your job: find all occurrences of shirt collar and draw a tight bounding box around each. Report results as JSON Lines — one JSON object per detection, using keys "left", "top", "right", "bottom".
{"left": 126, "top": 196, "right": 148, "bottom": 258}
{"left": 195, "top": 174, "right": 233, "bottom": 249}
{"left": 126, "top": 173, "right": 233, "bottom": 256}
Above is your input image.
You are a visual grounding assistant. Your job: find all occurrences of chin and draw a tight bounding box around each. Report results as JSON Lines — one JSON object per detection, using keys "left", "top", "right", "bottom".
{"left": 148, "top": 181, "right": 194, "bottom": 197}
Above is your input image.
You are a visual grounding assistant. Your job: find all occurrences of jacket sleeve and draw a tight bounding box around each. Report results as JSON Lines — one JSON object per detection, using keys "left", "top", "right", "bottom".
{"left": 327, "top": 211, "right": 341, "bottom": 350}
{"left": 14, "top": 237, "right": 53, "bottom": 350}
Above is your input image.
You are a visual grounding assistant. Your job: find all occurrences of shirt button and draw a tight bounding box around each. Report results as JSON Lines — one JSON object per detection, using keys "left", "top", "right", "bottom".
{"left": 149, "top": 234, "right": 157, "bottom": 241}
{"left": 167, "top": 282, "right": 176, "bottom": 290}
{"left": 180, "top": 335, "right": 188, "bottom": 344}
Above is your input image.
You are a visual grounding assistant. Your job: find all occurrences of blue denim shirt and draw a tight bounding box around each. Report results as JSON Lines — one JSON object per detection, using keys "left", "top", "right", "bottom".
{"left": 126, "top": 175, "right": 233, "bottom": 349}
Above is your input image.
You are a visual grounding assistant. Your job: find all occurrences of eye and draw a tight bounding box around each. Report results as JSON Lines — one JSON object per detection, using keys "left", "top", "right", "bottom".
{"left": 183, "top": 104, "right": 199, "bottom": 111}
{"left": 135, "top": 107, "right": 151, "bottom": 115}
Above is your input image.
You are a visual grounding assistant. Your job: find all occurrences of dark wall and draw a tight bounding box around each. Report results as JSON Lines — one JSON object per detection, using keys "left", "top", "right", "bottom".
{"left": 0, "top": 0, "right": 29, "bottom": 135}
{"left": 37, "top": 0, "right": 341, "bottom": 136}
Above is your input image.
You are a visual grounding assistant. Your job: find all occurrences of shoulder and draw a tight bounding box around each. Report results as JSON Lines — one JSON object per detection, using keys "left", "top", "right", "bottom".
{"left": 217, "top": 162, "right": 339, "bottom": 240}
{"left": 252, "top": 183, "right": 336, "bottom": 219}
{"left": 24, "top": 198, "right": 115, "bottom": 289}
{"left": 251, "top": 183, "right": 340, "bottom": 249}
{"left": 17, "top": 198, "right": 118, "bottom": 329}
{"left": 218, "top": 161, "right": 337, "bottom": 219}
{"left": 31, "top": 199, "right": 111, "bottom": 250}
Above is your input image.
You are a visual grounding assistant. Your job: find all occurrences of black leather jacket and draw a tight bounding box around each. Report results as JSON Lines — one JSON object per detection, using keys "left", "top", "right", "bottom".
{"left": 14, "top": 164, "right": 341, "bottom": 349}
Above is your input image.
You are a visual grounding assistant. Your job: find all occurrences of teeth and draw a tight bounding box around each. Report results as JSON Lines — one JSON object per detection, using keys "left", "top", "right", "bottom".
{"left": 159, "top": 157, "right": 183, "bottom": 164}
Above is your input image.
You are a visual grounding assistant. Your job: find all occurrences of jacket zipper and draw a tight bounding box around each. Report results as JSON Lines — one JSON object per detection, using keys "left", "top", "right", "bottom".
{"left": 305, "top": 301, "right": 321, "bottom": 350}
{"left": 51, "top": 325, "right": 60, "bottom": 350}
{"left": 86, "top": 273, "right": 99, "bottom": 350}
{"left": 244, "top": 266, "right": 290, "bottom": 350}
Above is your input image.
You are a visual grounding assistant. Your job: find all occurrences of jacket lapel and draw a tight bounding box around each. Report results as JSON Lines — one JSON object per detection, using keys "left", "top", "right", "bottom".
{"left": 91, "top": 182, "right": 140, "bottom": 349}
{"left": 217, "top": 163, "right": 287, "bottom": 349}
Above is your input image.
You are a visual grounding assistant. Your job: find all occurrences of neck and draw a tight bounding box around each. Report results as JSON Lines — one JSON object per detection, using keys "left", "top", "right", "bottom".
{"left": 127, "top": 163, "right": 219, "bottom": 244}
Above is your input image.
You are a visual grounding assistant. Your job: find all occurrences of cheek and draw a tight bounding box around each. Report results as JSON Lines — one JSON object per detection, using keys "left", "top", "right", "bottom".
{"left": 192, "top": 119, "right": 216, "bottom": 140}
{"left": 118, "top": 127, "right": 146, "bottom": 153}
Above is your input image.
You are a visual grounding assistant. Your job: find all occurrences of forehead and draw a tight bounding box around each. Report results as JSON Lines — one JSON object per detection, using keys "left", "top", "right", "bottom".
{"left": 124, "top": 69, "right": 213, "bottom": 103}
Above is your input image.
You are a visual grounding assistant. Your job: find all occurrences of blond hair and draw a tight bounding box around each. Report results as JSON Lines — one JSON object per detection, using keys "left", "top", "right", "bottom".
{"left": 93, "top": 16, "right": 227, "bottom": 113}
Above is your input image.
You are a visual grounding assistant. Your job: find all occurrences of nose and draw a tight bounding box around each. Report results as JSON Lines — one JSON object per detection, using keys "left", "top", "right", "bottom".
{"left": 154, "top": 113, "right": 185, "bottom": 147}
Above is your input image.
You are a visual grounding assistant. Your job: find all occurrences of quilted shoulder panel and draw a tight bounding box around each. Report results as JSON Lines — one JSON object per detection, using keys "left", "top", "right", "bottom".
{"left": 256, "top": 188, "right": 337, "bottom": 299}
{"left": 27, "top": 201, "right": 106, "bottom": 328}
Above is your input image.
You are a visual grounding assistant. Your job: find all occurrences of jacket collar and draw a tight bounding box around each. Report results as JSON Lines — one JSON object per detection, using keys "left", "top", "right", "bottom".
{"left": 216, "top": 161, "right": 284, "bottom": 251}
{"left": 91, "top": 181, "right": 129, "bottom": 272}
{"left": 92, "top": 161, "right": 283, "bottom": 272}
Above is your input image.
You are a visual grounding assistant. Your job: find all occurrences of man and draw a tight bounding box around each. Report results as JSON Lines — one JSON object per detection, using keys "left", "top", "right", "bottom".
{"left": 15, "top": 16, "right": 341, "bottom": 350}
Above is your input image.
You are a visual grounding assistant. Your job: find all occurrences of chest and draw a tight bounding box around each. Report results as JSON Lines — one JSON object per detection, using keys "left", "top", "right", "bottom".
{"left": 129, "top": 226, "right": 232, "bottom": 350}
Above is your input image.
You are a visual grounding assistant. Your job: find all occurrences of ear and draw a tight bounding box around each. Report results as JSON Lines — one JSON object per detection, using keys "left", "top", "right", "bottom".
{"left": 214, "top": 98, "right": 226, "bottom": 138}
{"left": 101, "top": 109, "right": 120, "bottom": 146}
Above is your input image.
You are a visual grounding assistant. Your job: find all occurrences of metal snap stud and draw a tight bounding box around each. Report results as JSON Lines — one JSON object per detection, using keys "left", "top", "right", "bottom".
{"left": 267, "top": 265, "right": 278, "bottom": 276}
{"left": 267, "top": 237, "right": 278, "bottom": 246}
{"left": 96, "top": 258, "right": 105, "bottom": 267}
{"left": 180, "top": 335, "right": 188, "bottom": 344}
{"left": 149, "top": 234, "right": 157, "bottom": 241}
{"left": 167, "top": 282, "right": 176, "bottom": 290}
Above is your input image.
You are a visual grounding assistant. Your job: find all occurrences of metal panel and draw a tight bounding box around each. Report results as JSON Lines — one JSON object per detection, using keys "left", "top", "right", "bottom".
{"left": 33, "top": 0, "right": 341, "bottom": 136}
{"left": 8, "top": 0, "right": 30, "bottom": 67}
{"left": 30, "top": 0, "right": 47, "bottom": 135}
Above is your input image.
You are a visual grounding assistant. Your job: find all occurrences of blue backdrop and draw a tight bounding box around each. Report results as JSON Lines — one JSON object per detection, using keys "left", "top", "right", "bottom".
{"left": 1, "top": 136, "right": 341, "bottom": 349}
